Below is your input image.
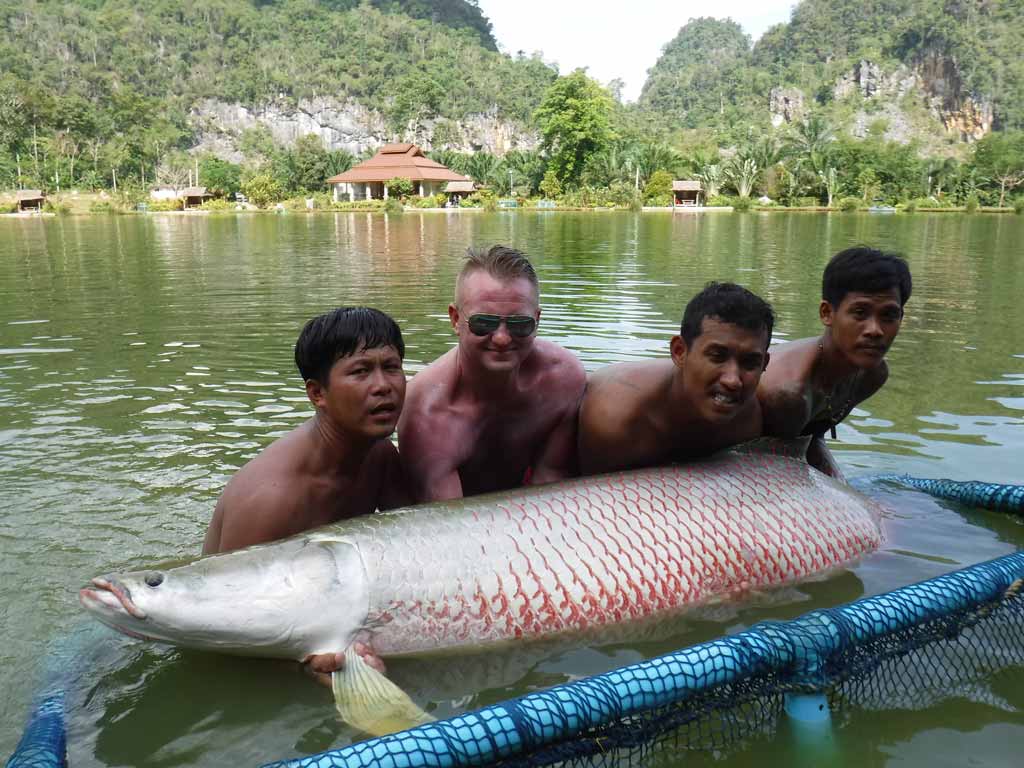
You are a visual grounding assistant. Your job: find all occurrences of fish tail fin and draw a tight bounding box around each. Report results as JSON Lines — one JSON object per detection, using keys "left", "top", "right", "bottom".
{"left": 331, "top": 647, "right": 434, "bottom": 736}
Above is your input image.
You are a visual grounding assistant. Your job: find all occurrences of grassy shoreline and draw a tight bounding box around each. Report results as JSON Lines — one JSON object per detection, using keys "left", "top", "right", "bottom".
{"left": 2, "top": 191, "right": 1019, "bottom": 217}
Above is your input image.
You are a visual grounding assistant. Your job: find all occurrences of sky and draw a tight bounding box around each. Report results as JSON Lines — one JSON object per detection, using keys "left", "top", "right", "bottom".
{"left": 476, "top": 0, "right": 797, "bottom": 103}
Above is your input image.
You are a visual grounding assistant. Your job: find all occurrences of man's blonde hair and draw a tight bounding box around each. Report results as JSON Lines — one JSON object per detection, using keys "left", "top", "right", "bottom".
{"left": 455, "top": 245, "right": 539, "bottom": 304}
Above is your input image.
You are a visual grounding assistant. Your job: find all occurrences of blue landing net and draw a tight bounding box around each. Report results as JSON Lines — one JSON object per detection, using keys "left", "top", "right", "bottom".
{"left": 263, "top": 551, "right": 1024, "bottom": 768}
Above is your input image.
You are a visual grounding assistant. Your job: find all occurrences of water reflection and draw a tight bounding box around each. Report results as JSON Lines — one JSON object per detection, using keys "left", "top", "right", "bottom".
{"left": 1, "top": 212, "right": 1022, "bottom": 765}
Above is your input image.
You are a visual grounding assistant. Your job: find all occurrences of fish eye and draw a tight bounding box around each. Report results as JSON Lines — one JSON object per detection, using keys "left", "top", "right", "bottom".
{"left": 145, "top": 572, "right": 164, "bottom": 588}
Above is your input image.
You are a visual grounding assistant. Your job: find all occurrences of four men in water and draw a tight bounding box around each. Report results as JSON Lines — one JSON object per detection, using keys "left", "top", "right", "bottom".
{"left": 201, "top": 242, "right": 911, "bottom": 678}
{"left": 206, "top": 242, "right": 911, "bottom": 538}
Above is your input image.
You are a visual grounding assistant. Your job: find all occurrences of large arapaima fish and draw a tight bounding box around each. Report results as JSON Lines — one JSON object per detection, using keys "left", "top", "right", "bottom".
{"left": 79, "top": 439, "right": 884, "bottom": 734}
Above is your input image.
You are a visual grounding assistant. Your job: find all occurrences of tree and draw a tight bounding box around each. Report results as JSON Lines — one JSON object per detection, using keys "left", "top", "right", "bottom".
{"left": 539, "top": 169, "right": 562, "bottom": 199}
{"left": 534, "top": 69, "right": 615, "bottom": 189}
{"left": 200, "top": 156, "right": 242, "bottom": 198}
{"left": 291, "top": 134, "right": 332, "bottom": 192}
{"left": 241, "top": 173, "right": 283, "bottom": 207}
{"left": 386, "top": 177, "right": 414, "bottom": 198}
{"left": 973, "top": 131, "right": 1024, "bottom": 207}
{"left": 697, "top": 163, "right": 724, "bottom": 198}
{"left": 788, "top": 115, "right": 835, "bottom": 176}
{"left": 819, "top": 166, "right": 840, "bottom": 207}
{"left": 644, "top": 170, "right": 673, "bottom": 202}
{"left": 727, "top": 156, "right": 760, "bottom": 198}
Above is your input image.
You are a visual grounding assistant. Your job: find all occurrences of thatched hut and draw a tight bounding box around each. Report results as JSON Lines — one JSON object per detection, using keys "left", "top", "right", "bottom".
{"left": 181, "top": 187, "right": 212, "bottom": 209}
{"left": 444, "top": 180, "right": 478, "bottom": 206}
{"left": 672, "top": 180, "right": 703, "bottom": 207}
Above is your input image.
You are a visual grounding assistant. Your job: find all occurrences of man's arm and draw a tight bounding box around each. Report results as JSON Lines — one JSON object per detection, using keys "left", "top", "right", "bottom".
{"left": 529, "top": 362, "right": 586, "bottom": 485}
{"left": 757, "top": 384, "right": 812, "bottom": 439}
{"left": 530, "top": 404, "right": 580, "bottom": 485}
{"left": 397, "top": 405, "right": 466, "bottom": 503}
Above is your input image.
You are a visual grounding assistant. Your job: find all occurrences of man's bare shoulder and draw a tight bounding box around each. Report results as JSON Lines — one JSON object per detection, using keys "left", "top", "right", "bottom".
{"left": 761, "top": 337, "right": 819, "bottom": 400}
{"left": 400, "top": 350, "right": 463, "bottom": 425}
{"left": 578, "top": 360, "right": 670, "bottom": 474}
{"left": 524, "top": 339, "right": 586, "bottom": 391}
{"left": 218, "top": 435, "right": 310, "bottom": 512}
{"left": 583, "top": 360, "right": 668, "bottom": 427}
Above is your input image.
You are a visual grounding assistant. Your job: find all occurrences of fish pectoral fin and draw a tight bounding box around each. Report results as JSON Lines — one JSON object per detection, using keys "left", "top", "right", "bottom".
{"left": 331, "top": 648, "right": 434, "bottom": 736}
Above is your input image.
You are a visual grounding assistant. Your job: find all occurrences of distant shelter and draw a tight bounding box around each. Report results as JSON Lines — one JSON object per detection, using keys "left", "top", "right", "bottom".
{"left": 16, "top": 189, "right": 45, "bottom": 211}
{"left": 444, "top": 180, "right": 479, "bottom": 206}
{"left": 672, "top": 180, "right": 703, "bottom": 207}
{"left": 328, "top": 144, "right": 469, "bottom": 202}
{"left": 181, "top": 187, "right": 212, "bottom": 209}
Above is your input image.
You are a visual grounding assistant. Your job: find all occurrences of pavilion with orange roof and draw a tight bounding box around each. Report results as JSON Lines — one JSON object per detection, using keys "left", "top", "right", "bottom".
{"left": 328, "top": 143, "right": 470, "bottom": 202}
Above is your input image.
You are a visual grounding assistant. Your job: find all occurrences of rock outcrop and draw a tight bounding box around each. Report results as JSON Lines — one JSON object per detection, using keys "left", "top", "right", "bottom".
{"left": 769, "top": 87, "right": 806, "bottom": 127}
{"left": 830, "top": 57, "right": 992, "bottom": 143}
{"left": 188, "top": 98, "right": 538, "bottom": 161}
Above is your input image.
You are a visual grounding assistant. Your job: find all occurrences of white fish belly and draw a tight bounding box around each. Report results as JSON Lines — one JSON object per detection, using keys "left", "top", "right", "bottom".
{"left": 351, "top": 452, "right": 883, "bottom": 656}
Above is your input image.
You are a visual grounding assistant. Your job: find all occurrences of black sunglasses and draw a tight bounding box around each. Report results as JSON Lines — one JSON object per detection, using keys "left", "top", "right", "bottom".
{"left": 466, "top": 313, "right": 537, "bottom": 338}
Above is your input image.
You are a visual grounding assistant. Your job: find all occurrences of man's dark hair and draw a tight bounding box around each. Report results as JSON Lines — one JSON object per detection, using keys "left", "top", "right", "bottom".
{"left": 822, "top": 246, "right": 912, "bottom": 308}
{"left": 456, "top": 244, "right": 539, "bottom": 301}
{"left": 294, "top": 307, "right": 404, "bottom": 383}
{"left": 680, "top": 282, "right": 775, "bottom": 349}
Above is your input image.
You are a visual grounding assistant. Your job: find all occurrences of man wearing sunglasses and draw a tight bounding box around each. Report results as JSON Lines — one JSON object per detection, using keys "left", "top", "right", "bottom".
{"left": 398, "top": 245, "right": 586, "bottom": 502}
{"left": 578, "top": 282, "right": 774, "bottom": 475}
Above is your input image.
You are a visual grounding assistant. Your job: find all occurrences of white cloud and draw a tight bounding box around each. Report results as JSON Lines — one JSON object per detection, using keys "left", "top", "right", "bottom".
{"left": 477, "top": 0, "right": 797, "bottom": 102}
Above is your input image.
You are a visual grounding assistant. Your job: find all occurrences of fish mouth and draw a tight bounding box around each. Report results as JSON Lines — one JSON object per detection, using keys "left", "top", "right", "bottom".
{"left": 80, "top": 576, "right": 148, "bottom": 620}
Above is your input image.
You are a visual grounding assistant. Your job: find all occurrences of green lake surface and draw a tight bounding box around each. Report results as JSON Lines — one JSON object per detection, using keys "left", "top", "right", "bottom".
{"left": 1, "top": 211, "right": 1022, "bottom": 766}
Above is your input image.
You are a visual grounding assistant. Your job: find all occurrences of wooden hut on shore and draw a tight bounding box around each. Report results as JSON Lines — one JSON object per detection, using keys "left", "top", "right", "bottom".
{"left": 181, "top": 187, "right": 212, "bottom": 209}
{"left": 672, "top": 180, "right": 703, "bottom": 207}
{"left": 444, "top": 180, "right": 478, "bottom": 207}
{"left": 16, "top": 190, "right": 45, "bottom": 211}
{"left": 328, "top": 144, "right": 469, "bottom": 202}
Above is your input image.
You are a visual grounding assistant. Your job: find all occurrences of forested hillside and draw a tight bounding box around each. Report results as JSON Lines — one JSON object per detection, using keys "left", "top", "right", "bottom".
{"left": 641, "top": 0, "right": 1024, "bottom": 143}
{"left": 0, "top": 0, "right": 553, "bottom": 189}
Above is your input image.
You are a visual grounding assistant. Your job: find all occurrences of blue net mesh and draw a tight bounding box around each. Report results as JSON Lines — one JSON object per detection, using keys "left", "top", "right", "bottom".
{"left": 262, "top": 550, "right": 1024, "bottom": 768}
{"left": 875, "top": 476, "right": 1024, "bottom": 514}
{"left": 4, "top": 695, "right": 66, "bottom": 768}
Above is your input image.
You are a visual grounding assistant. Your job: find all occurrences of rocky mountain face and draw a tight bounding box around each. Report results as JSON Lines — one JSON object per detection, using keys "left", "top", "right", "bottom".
{"left": 767, "top": 55, "right": 993, "bottom": 145}
{"left": 189, "top": 98, "right": 539, "bottom": 160}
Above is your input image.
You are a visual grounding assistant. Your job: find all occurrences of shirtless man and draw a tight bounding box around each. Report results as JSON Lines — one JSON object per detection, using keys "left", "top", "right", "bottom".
{"left": 202, "top": 306, "right": 407, "bottom": 678}
{"left": 398, "top": 245, "right": 586, "bottom": 501}
{"left": 578, "top": 282, "right": 774, "bottom": 475}
{"left": 202, "top": 306, "right": 408, "bottom": 555}
{"left": 758, "top": 246, "right": 912, "bottom": 476}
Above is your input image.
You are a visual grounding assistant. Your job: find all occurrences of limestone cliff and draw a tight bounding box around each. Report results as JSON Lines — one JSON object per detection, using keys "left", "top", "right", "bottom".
{"left": 188, "top": 98, "right": 539, "bottom": 161}
{"left": 767, "top": 56, "right": 993, "bottom": 147}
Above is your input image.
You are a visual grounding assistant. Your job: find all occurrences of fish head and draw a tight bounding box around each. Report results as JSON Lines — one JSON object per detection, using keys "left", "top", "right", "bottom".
{"left": 79, "top": 535, "right": 368, "bottom": 660}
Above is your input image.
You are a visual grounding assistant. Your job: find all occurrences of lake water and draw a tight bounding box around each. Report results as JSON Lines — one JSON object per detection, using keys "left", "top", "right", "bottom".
{"left": 1, "top": 211, "right": 1022, "bottom": 767}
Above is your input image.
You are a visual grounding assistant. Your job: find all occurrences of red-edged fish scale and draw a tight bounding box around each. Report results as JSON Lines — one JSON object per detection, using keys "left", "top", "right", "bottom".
{"left": 345, "top": 449, "right": 884, "bottom": 656}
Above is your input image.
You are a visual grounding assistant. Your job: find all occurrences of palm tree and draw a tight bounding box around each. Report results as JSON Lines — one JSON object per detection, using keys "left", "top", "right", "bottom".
{"left": 631, "top": 142, "right": 683, "bottom": 186}
{"left": 819, "top": 166, "right": 840, "bottom": 207}
{"left": 727, "top": 157, "right": 760, "bottom": 199}
{"left": 696, "top": 164, "right": 724, "bottom": 198}
{"left": 788, "top": 115, "right": 835, "bottom": 175}
{"left": 584, "top": 145, "right": 634, "bottom": 187}
{"left": 503, "top": 150, "right": 546, "bottom": 195}
{"left": 464, "top": 153, "right": 500, "bottom": 187}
